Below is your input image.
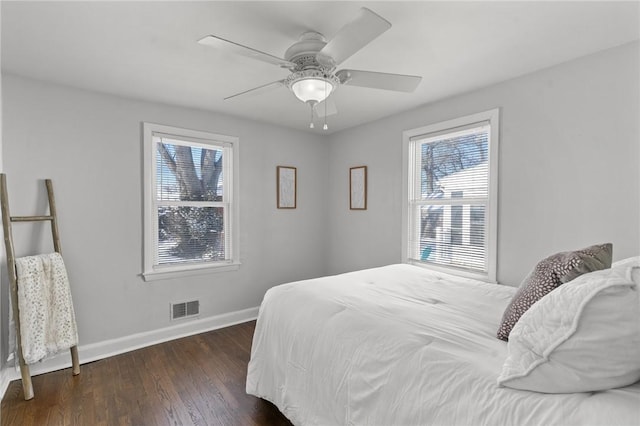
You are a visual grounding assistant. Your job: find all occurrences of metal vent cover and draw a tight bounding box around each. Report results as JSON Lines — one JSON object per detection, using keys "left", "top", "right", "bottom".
{"left": 171, "top": 300, "right": 200, "bottom": 320}
{"left": 186, "top": 300, "right": 199, "bottom": 316}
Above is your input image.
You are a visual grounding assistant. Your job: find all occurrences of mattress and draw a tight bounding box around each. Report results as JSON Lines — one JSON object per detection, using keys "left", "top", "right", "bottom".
{"left": 246, "top": 264, "right": 640, "bottom": 426}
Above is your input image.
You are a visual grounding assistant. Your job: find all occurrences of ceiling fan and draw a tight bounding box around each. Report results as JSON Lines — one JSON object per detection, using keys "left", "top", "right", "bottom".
{"left": 198, "top": 7, "right": 422, "bottom": 129}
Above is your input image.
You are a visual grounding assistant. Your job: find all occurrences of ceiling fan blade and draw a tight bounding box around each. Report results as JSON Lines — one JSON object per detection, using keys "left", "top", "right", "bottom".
{"left": 198, "top": 35, "right": 295, "bottom": 69}
{"left": 336, "top": 69, "right": 422, "bottom": 92}
{"left": 316, "top": 8, "right": 391, "bottom": 67}
{"left": 313, "top": 97, "right": 338, "bottom": 118}
{"left": 224, "top": 80, "right": 285, "bottom": 101}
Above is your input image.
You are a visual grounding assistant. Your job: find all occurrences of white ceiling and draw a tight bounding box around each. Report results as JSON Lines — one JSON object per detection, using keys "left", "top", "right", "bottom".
{"left": 2, "top": 1, "right": 639, "bottom": 134}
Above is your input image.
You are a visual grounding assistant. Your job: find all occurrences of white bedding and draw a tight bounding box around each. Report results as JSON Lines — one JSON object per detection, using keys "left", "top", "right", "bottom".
{"left": 246, "top": 264, "right": 640, "bottom": 426}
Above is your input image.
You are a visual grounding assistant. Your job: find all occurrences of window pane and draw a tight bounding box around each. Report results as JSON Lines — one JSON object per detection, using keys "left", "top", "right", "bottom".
{"left": 419, "top": 127, "right": 488, "bottom": 199}
{"left": 470, "top": 206, "right": 485, "bottom": 247}
{"left": 157, "top": 206, "right": 225, "bottom": 264}
{"left": 156, "top": 140, "right": 224, "bottom": 202}
{"left": 416, "top": 204, "right": 485, "bottom": 271}
{"left": 451, "top": 205, "right": 463, "bottom": 245}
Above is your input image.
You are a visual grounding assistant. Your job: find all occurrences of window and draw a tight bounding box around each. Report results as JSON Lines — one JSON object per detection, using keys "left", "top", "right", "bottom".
{"left": 143, "top": 123, "right": 239, "bottom": 281}
{"left": 402, "top": 109, "right": 499, "bottom": 282}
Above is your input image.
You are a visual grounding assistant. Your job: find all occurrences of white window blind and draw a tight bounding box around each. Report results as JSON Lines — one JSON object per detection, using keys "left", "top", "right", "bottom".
{"left": 404, "top": 109, "right": 499, "bottom": 281}
{"left": 143, "top": 123, "right": 239, "bottom": 281}
{"left": 154, "top": 136, "right": 230, "bottom": 265}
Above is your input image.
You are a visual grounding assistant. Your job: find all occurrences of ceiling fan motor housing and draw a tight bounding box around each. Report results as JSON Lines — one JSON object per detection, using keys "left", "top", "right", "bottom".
{"left": 284, "top": 32, "right": 329, "bottom": 66}
{"left": 283, "top": 32, "right": 340, "bottom": 102}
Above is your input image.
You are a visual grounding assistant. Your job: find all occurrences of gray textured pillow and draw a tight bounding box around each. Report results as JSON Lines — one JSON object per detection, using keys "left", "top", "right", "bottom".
{"left": 497, "top": 243, "right": 612, "bottom": 341}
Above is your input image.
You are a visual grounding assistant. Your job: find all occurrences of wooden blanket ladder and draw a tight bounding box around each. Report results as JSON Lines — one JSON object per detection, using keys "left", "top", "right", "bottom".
{"left": 0, "top": 173, "right": 80, "bottom": 400}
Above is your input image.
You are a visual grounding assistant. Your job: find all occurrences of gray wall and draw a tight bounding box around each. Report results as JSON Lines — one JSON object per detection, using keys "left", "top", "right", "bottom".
{"left": 327, "top": 41, "right": 640, "bottom": 286}
{"left": 1, "top": 74, "right": 329, "bottom": 357}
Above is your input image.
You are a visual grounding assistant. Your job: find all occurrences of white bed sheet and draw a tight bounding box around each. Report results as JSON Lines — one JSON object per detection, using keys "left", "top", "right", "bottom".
{"left": 246, "top": 264, "right": 640, "bottom": 426}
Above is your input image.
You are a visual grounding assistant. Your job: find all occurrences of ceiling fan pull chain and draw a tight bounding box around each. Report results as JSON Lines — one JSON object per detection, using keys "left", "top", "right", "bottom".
{"left": 309, "top": 103, "right": 315, "bottom": 129}
{"left": 323, "top": 82, "right": 329, "bottom": 130}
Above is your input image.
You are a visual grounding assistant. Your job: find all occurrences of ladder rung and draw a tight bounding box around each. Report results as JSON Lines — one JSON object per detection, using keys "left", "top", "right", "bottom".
{"left": 10, "top": 215, "right": 54, "bottom": 222}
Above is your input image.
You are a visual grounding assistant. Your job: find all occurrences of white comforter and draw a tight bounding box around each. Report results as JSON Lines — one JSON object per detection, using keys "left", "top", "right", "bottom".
{"left": 246, "top": 264, "right": 640, "bottom": 426}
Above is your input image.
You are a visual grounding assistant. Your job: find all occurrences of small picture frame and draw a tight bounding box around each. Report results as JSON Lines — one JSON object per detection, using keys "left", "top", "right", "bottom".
{"left": 349, "top": 166, "right": 367, "bottom": 210}
{"left": 277, "top": 166, "right": 297, "bottom": 209}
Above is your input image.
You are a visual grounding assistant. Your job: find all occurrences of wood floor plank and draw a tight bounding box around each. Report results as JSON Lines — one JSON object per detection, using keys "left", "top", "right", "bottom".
{"left": 1, "top": 321, "right": 292, "bottom": 426}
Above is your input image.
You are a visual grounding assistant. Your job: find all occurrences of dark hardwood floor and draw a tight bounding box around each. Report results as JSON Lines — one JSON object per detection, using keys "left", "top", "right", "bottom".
{"left": 1, "top": 321, "right": 292, "bottom": 426}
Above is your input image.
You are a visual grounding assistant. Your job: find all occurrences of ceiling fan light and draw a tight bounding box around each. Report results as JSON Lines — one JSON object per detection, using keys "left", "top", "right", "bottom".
{"left": 292, "top": 78, "right": 333, "bottom": 103}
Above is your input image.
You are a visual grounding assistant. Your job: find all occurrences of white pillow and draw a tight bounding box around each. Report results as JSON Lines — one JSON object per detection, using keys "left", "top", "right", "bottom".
{"left": 613, "top": 257, "right": 640, "bottom": 285}
{"left": 497, "top": 266, "right": 640, "bottom": 393}
{"left": 612, "top": 256, "right": 640, "bottom": 268}
{"left": 628, "top": 266, "right": 640, "bottom": 285}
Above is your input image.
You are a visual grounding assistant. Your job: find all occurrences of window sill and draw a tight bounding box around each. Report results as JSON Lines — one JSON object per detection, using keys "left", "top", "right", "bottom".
{"left": 406, "top": 259, "right": 496, "bottom": 284}
{"left": 142, "top": 262, "right": 241, "bottom": 282}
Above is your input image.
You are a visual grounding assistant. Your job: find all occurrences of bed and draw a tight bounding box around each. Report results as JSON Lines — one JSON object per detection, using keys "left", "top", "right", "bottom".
{"left": 246, "top": 260, "right": 640, "bottom": 426}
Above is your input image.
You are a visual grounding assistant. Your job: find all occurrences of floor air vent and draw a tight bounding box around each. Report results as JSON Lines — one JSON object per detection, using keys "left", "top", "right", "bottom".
{"left": 171, "top": 300, "right": 200, "bottom": 320}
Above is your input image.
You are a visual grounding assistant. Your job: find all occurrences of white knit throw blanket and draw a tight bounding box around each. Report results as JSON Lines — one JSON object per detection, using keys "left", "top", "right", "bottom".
{"left": 15, "top": 253, "right": 78, "bottom": 364}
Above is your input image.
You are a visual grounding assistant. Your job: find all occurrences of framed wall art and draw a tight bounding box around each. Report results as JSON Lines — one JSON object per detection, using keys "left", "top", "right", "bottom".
{"left": 277, "top": 166, "right": 297, "bottom": 209}
{"left": 349, "top": 166, "right": 367, "bottom": 210}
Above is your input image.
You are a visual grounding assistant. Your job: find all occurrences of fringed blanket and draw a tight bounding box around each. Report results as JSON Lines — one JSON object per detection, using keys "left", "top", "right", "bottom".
{"left": 15, "top": 253, "right": 78, "bottom": 364}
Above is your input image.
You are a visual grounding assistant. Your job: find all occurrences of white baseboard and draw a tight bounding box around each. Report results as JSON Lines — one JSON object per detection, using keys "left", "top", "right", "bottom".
{"left": 0, "top": 366, "right": 11, "bottom": 400}
{"left": 2, "top": 306, "right": 259, "bottom": 392}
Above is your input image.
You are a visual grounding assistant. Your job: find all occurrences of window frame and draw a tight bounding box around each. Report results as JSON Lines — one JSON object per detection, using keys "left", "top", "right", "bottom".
{"left": 401, "top": 109, "right": 499, "bottom": 283}
{"left": 142, "top": 122, "right": 240, "bottom": 281}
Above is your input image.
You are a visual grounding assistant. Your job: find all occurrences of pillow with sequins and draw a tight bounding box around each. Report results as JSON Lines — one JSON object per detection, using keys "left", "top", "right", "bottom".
{"left": 497, "top": 243, "right": 612, "bottom": 341}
